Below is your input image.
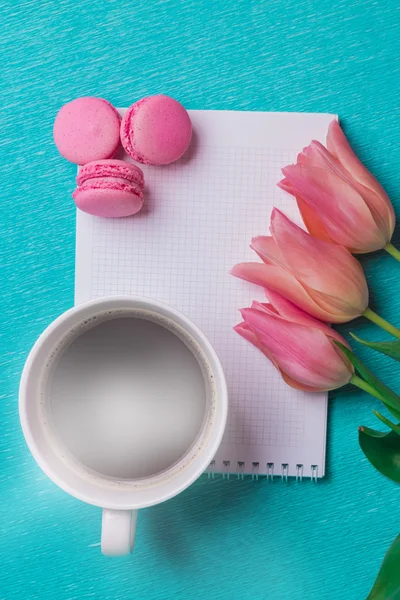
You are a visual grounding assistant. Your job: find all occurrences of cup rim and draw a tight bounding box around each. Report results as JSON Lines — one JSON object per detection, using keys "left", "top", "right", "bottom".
{"left": 19, "top": 296, "right": 228, "bottom": 509}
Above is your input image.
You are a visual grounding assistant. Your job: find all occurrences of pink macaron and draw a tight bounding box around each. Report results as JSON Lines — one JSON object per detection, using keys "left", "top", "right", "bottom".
{"left": 120, "top": 95, "right": 192, "bottom": 165}
{"left": 54, "top": 97, "right": 121, "bottom": 165}
{"left": 73, "top": 159, "right": 144, "bottom": 218}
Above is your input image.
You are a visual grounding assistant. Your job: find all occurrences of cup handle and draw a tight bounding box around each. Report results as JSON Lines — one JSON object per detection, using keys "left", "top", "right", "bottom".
{"left": 101, "top": 508, "right": 138, "bottom": 556}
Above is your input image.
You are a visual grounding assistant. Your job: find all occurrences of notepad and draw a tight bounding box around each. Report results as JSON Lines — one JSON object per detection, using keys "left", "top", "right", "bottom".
{"left": 75, "top": 110, "right": 335, "bottom": 479}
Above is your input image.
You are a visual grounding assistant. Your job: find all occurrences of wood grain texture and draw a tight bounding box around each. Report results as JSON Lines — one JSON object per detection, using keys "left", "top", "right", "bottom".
{"left": 1, "top": 0, "right": 400, "bottom": 598}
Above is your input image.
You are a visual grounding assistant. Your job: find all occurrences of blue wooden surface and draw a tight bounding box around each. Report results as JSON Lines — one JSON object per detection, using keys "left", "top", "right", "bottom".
{"left": 1, "top": 1, "right": 400, "bottom": 598}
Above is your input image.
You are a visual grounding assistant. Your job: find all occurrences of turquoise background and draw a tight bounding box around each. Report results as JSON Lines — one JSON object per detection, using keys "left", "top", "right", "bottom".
{"left": 1, "top": 1, "right": 400, "bottom": 598}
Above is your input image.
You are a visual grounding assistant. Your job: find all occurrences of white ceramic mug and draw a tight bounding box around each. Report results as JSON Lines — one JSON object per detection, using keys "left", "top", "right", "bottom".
{"left": 19, "top": 296, "right": 228, "bottom": 556}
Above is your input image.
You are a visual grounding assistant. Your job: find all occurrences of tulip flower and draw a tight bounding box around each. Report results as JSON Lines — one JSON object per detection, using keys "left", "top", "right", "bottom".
{"left": 231, "top": 208, "right": 368, "bottom": 323}
{"left": 235, "top": 292, "right": 353, "bottom": 392}
{"left": 235, "top": 294, "right": 396, "bottom": 401}
{"left": 278, "top": 120, "right": 398, "bottom": 257}
{"left": 231, "top": 209, "right": 400, "bottom": 337}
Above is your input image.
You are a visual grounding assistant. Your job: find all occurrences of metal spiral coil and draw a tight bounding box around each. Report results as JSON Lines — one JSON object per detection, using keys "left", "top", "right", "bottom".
{"left": 207, "top": 461, "right": 319, "bottom": 481}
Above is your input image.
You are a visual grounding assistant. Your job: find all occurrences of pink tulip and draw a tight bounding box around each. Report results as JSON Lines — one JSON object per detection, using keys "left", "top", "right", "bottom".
{"left": 235, "top": 291, "right": 353, "bottom": 392}
{"left": 278, "top": 120, "right": 395, "bottom": 254}
{"left": 231, "top": 208, "right": 369, "bottom": 324}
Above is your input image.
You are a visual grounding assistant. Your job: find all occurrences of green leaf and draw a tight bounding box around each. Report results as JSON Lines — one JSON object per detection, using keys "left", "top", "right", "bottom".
{"left": 373, "top": 410, "right": 400, "bottom": 435}
{"left": 359, "top": 426, "right": 400, "bottom": 484}
{"left": 384, "top": 403, "right": 400, "bottom": 422}
{"left": 334, "top": 341, "right": 400, "bottom": 420}
{"left": 367, "top": 533, "right": 400, "bottom": 599}
{"left": 351, "top": 334, "right": 400, "bottom": 363}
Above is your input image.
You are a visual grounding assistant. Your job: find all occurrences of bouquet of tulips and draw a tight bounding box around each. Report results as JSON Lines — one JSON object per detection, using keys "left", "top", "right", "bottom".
{"left": 231, "top": 120, "right": 400, "bottom": 600}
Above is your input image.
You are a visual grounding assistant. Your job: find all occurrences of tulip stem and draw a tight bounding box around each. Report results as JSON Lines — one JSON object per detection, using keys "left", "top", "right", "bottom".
{"left": 384, "top": 243, "right": 400, "bottom": 262}
{"left": 363, "top": 307, "right": 400, "bottom": 340}
{"left": 350, "top": 375, "right": 387, "bottom": 403}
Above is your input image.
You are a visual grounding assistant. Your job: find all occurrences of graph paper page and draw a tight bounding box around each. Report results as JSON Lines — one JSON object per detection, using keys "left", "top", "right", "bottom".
{"left": 76, "top": 110, "right": 335, "bottom": 478}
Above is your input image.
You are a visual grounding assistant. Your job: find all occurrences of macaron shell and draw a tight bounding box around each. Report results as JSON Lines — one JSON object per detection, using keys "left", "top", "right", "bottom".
{"left": 120, "top": 102, "right": 145, "bottom": 164}
{"left": 121, "top": 95, "right": 192, "bottom": 165}
{"left": 73, "top": 185, "right": 143, "bottom": 218}
{"left": 53, "top": 97, "right": 121, "bottom": 165}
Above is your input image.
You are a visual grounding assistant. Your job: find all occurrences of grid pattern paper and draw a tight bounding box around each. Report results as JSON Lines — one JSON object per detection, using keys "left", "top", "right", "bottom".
{"left": 75, "top": 111, "right": 335, "bottom": 478}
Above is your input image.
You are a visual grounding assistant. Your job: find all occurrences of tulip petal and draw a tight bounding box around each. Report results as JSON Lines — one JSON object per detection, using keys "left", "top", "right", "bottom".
{"left": 327, "top": 120, "right": 395, "bottom": 240}
{"left": 250, "top": 236, "right": 287, "bottom": 267}
{"left": 235, "top": 321, "right": 328, "bottom": 392}
{"left": 261, "top": 288, "right": 348, "bottom": 344}
{"left": 295, "top": 196, "right": 335, "bottom": 243}
{"left": 241, "top": 308, "right": 353, "bottom": 389}
{"left": 302, "top": 140, "right": 385, "bottom": 218}
{"left": 230, "top": 262, "right": 335, "bottom": 321}
{"left": 346, "top": 177, "right": 395, "bottom": 243}
{"left": 304, "top": 284, "right": 368, "bottom": 323}
{"left": 280, "top": 371, "right": 328, "bottom": 393}
{"left": 279, "top": 168, "right": 337, "bottom": 244}
{"left": 234, "top": 321, "right": 258, "bottom": 345}
{"left": 250, "top": 301, "right": 278, "bottom": 315}
{"left": 269, "top": 209, "right": 369, "bottom": 316}
{"left": 327, "top": 120, "right": 388, "bottom": 197}
{"left": 234, "top": 322, "right": 280, "bottom": 370}
{"left": 277, "top": 178, "right": 295, "bottom": 195}
{"left": 234, "top": 321, "right": 262, "bottom": 348}
{"left": 359, "top": 190, "right": 395, "bottom": 243}
{"left": 287, "top": 166, "right": 385, "bottom": 251}
{"left": 303, "top": 140, "right": 361, "bottom": 185}
{"left": 305, "top": 137, "right": 394, "bottom": 245}
{"left": 298, "top": 188, "right": 390, "bottom": 252}
{"left": 297, "top": 150, "right": 308, "bottom": 166}
{"left": 303, "top": 140, "right": 338, "bottom": 168}
{"left": 282, "top": 164, "right": 386, "bottom": 251}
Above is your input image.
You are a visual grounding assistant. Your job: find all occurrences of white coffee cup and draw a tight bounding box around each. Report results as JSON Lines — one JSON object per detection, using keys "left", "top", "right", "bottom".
{"left": 19, "top": 296, "right": 228, "bottom": 556}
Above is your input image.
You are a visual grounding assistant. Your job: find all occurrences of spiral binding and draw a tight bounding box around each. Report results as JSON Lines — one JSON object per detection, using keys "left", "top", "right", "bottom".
{"left": 207, "top": 461, "right": 319, "bottom": 481}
